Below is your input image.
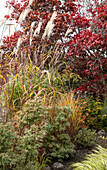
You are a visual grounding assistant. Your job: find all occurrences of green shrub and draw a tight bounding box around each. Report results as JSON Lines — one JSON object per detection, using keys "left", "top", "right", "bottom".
{"left": 13, "top": 99, "right": 76, "bottom": 162}
{"left": 83, "top": 97, "right": 102, "bottom": 130}
{"left": 44, "top": 106, "right": 76, "bottom": 161}
{"left": 46, "top": 106, "right": 71, "bottom": 134}
{"left": 71, "top": 145, "right": 107, "bottom": 170}
{"left": 13, "top": 125, "right": 48, "bottom": 170}
{"left": 0, "top": 98, "right": 76, "bottom": 166}
{"left": 61, "top": 66, "right": 82, "bottom": 91}
{"left": 101, "top": 115, "right": 107, "bottom": 131}
{"left": 101, "top": 98, "right": 107, "bottom": 129}
{"left": 0, "top": 122, "right": 17, "bottom": 169}
{"left": 76, "top": 128, "right": 97, "bottom": 148}
{"left": 16, "top": 98, "right": 48, "bottom": 130}
{"left": 0, "top": 98, "right": 49, "bottom": 170}
{"left": 85, "top": 115, "right": 102, "bottom": 131}
{"left": 45, "top": 133, "right": 75, "bottom": 162}
{"left": 103, "top": 126, "right": 107, "bottom": 133}
{"left": 102, "top": 115, "right": 107, "bottom": 128}
{"left": 0, "top": 121, "right": 49, "bottom": 169}
{"left": 101, "top": 98, "right": 107, "bottom": 116}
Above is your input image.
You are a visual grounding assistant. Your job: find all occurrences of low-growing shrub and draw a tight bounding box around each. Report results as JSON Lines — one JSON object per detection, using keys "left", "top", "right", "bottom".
{"left": 13, "top": 99, "right": 76, "bottom": 162}
{"left": 76, "top": 128, "right": 97, "bottom": 148}
{"left": 13, "top": 125, "right": 48, "bottom": 170}
{"left": 12, "top": 97, "right": 48, "bottom": 133}
{"left": 85, "top": 115, "right": 102, "bottom": 131}
{"left": 45, "top": 133, "right": 75, "bottom": 162}
{"left": 101, "top": 98, "right": 107, "bottom": 130}
{"left": 0, "top": 122, "right": 49, "bottom": 169}
{"left": 0, "top": 122, "right": 17, "bottom": 169}
{"left": 0, "top": 121, "right": 48, "bottom": 169}
{"left": 0, "top": 96, "right": 50, "bottom": 169}
{"left": 46, "top": 106, "right": 71, "bottom": 134}
{"left": 44, "top": 106, "right": 76, "bottom": 161}
{"left": 71, "top": 145, "right": 107, "bottom": 170}
{"left": 83, "top": 97, "right": 102, "bottom": 130}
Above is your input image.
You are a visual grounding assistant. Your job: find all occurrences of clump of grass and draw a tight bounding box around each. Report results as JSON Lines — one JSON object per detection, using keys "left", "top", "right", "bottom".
{"left": 57, "top": 91, "right": 86, "bottom": 140}
{"left": 71, "top": 145, "right": 107, "bottom": 170}
{"left": 0, "top": 47, "right": 64, "bottom": 121}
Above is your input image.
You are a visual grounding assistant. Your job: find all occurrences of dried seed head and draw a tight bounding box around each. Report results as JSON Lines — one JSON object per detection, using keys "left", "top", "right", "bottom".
{"left": 30, "top": 21, "right": 36, "bottom": 37}
{"left": 29, "top": 0, "right": 34, "bottom": 6}
{"left": 42, "top": 21, "right": 55, "bottom": 39}
{"left": 42, "top": 11, "right": 57, "bottom": 39}
{"left": 47, "top": 23, "right": 55, "bottom": 38}
{"left": 33, "top": 21, "right": 42, "bottom": 36}
{"left": 8, "top": 7, "right": 13, "bottom": 18}
{"left": 30, "top": 37, "right": 32, "bottom": 45}
{"left": 50, "top": 11, "right": 57, "bottom": 24}
{"left": 65, "top": 28, "right": 73, "bottom": 37}
{"left": 17, "top": 37, "right": 22, "bottom": 50}
{"left": 31, "top": 21, "right": 36, "bottom": 29}
{"left": 18, "top": 6, "right": 30, "bottom": 23}
{"left": 0, "top": 40, "right": 3, "bottom": 47}
{"left": 0, "top": 19, "right": 6, "bottom": 27}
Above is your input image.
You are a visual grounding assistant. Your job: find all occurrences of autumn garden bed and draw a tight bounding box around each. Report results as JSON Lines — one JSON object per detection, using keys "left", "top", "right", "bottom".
{"left": 0, "top": 0, "right": 107, "bottom": 169}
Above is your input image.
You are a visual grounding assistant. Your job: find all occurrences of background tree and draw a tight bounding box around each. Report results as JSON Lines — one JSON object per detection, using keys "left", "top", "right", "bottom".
{"left": 65, "top": 0, "right": 107, "bottom": 98}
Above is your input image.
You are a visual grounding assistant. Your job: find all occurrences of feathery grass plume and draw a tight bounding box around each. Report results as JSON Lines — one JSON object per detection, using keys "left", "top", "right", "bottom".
{"left": 30, "top": 21, "right": 36, "bottom": 32}
{"left": 29, "top": 0, "right": 34, "bottom": 6}
{"left": 65, "top": 28, "right": 73, "bottom": 37}
{"left": 16, "top": 37, "right": 22, "bottom": 51}
{"left": 30, "top": 21, "right": 36, "bottom": 33}
{"left": 4, "top": 25, "right": 8, "bottom": 32}
{"left": 50, "top": 11, "right": 57, "bottom": 23}
{"left": 42, "top": 21, "right": 54, "bottom": 39}
{"left": 0, "top": 40, "right": 3, "bottom": 47}
{"left": 30, "top": 21, "right": 36, "bottom": 45}
{"left": 30, "top": 37, "right": 32, "bottom": 46}
{"left": 8, "top": 7, "right": 13, "bottom": 18}
{"left": 0, "top": 19, "right": 6, "bottom": 27}
{"left": 42, "top": 11, "right": 57, "bottom": 39}
{"left": 33, "top": 21, "right": 42, "bottom": 36}
{"left": 0, "top": 50, "right": 3, "bottom": 59}
{"left": 18, "top": 6, "right": 31, "bottom": 23}
{"left": 47, "top": 23, "right": 55, "bottom": 38}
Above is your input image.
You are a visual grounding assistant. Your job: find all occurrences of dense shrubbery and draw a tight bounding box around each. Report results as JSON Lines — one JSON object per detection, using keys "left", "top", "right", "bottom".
{"left": 0, "top": 73, "right": 106, "bottom": 168}
{"left": 0, "top": 99, "right": 77, "bottom": 168}
{"left": 0, "top": 94, "right": 99, "bottom": 168}
{"left": 45, "top": 133, "right": 75, "bottom": 161}
{"left": 0, "top": 56, "right": 106, "bottom": 168}
{"left": 0, "top": 0, "right": 106, "bottom": 168}
{"left": 82, "top": 97, "right": 103, "bottom": 130}
{"left": 101, "top": 98, "right": 107, "bottom": 132}
{"left": 13, "top": 99, "right": 76, "bottom": 161}
{"left": 0, "top": 122, "right": 49, "bottom": 169}
{"left": 76, "top": 128, "right": 97, "bottom": 148}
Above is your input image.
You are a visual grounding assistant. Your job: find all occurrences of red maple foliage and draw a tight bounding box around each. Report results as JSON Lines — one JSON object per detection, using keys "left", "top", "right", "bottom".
{"left": 65, "top": 1, "right": 107, "bottom": 97}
